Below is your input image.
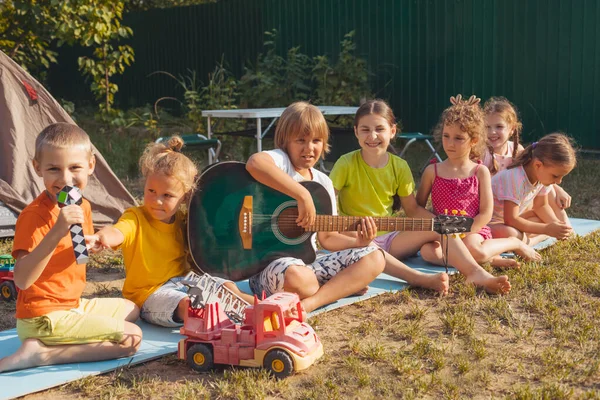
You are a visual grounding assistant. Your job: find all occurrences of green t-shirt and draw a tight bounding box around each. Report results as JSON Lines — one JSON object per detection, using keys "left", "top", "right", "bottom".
{"left": 330, "top": 150, "right": 415, "bottom": 218}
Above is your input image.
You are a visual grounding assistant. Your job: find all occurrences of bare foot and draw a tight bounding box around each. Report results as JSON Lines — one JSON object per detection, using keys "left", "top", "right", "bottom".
{"left": 411, "top": 272, "right": 450, "bottom": 296}
{"left": 514, "top": 242, "right": 542, "bottom": 262}
{"left": 284, "top": 299, "right": 315, "bottom": 318}
{"left": 525, "top": 234, "right": 550, "bottom": 247}
{"left": 490, "top": 256, "right": 521, "bottom": 269}
{"left": 284, "top": 304, "right": 300, "bottom": 319}
{"left": 353, "top": 286, "right": 369, "bottom": 296}
{"left": 0, "top": 339, "right": 47, "bottom": 373}
{"left": 465, "top": 270, "right": 511, "bottom": 295}
{"left": 300, "top": 298, "right": 317, "bottom": 314}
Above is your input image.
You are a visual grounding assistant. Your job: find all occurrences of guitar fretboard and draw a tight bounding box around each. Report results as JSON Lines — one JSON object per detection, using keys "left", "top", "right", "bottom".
{"left": 307, "top": 216, "right": 434, "bottom": 232}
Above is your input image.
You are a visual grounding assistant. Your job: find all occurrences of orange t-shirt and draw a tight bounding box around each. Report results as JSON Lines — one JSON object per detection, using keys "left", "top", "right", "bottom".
{"left": 12, "top": 192, "right": 93, "bottom": 319}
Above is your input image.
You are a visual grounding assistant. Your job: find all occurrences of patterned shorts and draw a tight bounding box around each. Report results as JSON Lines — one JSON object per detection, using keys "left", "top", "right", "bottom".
{"left": 141, "top": 275, "right": 229, "bottom": 327}
{"left": 478, "top": 225, "right": 493, "bottom": 240}
{"left": 248, "top": 246, "right": 379, "bottom": 297}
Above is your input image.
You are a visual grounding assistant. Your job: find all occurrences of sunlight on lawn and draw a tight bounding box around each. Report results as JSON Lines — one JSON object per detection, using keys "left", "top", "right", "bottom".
{"left": 1, "top": 144, "right": 599, "bottom": 399}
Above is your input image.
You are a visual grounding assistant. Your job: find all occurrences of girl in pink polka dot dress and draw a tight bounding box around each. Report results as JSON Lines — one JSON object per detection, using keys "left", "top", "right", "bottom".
{"left": 417, "top": 96, "right": 542, "bottom": 269}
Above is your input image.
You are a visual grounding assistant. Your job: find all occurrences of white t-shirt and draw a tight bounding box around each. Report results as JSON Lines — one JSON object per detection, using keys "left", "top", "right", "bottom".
{"left": 265, "top": 149, "right": 338, "bottom": 215}
{"left": 490, "top": 165, "right": 552, "bottom": 224}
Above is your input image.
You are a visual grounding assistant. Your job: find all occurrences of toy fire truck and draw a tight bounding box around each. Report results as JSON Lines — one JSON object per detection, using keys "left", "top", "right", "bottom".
{"left": 177, "top": 272, "right": 323, "bottom": 378}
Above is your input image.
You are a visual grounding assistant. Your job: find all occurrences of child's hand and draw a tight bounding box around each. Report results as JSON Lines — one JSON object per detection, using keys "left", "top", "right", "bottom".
{"left": 55, "top": 204, "right": 84, "bottom": 234}
{"left": 355, "top": 217, "right": 377, "bottom": 247}
{"left": 547, "top": 221, "right": 573, "bottom": 240}
{"left": 296, "top": 192, "right": 316, "bottom": 229}
{"left": 85, "top": 234, "right": 106, "bottom": 253}
{"left": 554, "top": 186, "right": 571, "bottom": 209}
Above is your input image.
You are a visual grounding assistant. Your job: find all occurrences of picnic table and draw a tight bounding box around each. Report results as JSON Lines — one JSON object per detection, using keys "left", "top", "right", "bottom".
{"left": 201, "top": 106, "right": 443, "bottom": 170}
{"left": 201, "top": 106, "right": 359, "bottom": 164}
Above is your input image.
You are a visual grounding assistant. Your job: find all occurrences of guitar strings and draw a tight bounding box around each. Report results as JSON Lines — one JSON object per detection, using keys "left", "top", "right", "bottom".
{"left": 248, "top": 216, "right": 434, "bottom": 230}
{"left": 246, "top": 215, "right": 462, "bottom": 232}
{"left": 251, "top": 214, "right": 433, "bottom": 223}
{"left": 250, "top": 215, "right": 461, "bottom": 228}
{"left": 251, "top": 216, "right": 433, "bottom": 225}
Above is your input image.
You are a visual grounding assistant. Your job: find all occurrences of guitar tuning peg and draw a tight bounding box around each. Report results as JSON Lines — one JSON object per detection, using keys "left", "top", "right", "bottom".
{"left": 460, "top": 210, "right": 467, "bottom": 216}
{"left": 460, "top": 233, "right": 466, "bottom": 239}
{"left": 452, "top": 233, "right": 459, "bottom": 239}
{"left": 452, "top": 210, "right": 458, "bottom": 215}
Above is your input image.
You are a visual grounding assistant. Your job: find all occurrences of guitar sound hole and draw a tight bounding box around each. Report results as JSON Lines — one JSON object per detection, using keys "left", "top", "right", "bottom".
{"left": 277, "top": 208, "right": 305, "bottom": 238}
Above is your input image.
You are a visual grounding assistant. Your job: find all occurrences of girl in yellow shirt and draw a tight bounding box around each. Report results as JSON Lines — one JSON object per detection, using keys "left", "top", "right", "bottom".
{"left": 91, "top": 136, "right": 252, "bottom": 327}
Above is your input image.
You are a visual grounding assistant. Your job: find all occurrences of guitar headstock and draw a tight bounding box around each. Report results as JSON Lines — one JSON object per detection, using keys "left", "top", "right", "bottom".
{"left": 433, "top": 214, "right": 474, "bottom": 234}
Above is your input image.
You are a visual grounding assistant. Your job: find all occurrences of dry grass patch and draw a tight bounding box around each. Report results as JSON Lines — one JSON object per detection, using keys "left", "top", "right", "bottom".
{"left": 5, "top": 233, "right": 600, "bottom": 399}
{"left": 2, "top": 157, "right": 600, "bottom": 399}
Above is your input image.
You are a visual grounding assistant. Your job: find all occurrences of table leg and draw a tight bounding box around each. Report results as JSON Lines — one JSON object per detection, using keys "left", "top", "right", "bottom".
{"left": 426, "top": 139, "right": 443, "bottom": 162}
{"left": 256, "top": 118, "right": 262, "bottom": 152}
{"left": 207, "top": 116, "right": 213, "bottom": 164}
{"left": 399, "top": 138, "right": 416, "bottom": 158}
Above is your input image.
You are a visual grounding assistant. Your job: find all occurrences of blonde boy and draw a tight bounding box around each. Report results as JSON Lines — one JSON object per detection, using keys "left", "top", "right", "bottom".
{"left": 0, "top": 123, "right": 141, "bottom": 373}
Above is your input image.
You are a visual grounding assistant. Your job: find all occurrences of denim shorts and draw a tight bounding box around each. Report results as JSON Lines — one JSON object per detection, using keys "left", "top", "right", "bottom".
{"left": 141, "top": 276, "right": 229, "bottom": 327}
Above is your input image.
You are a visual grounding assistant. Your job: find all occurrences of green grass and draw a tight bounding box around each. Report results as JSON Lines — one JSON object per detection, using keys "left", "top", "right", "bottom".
{"left": 1, "top": 123, "right": 600, "bottom": 398}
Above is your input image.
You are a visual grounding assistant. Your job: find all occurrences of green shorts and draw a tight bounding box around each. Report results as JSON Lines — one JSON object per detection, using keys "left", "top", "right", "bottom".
{"left": 17, "top": 298, "right": 130, "bottom": 345}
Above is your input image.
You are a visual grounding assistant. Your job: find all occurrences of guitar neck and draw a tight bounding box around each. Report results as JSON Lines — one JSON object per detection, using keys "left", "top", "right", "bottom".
{"left": 307, "top": 216, "right": 434, "bottom": 232}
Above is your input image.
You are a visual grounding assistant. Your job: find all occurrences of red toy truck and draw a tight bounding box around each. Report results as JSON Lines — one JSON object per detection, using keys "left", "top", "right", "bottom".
{"left": 0, "top": 254, "right": 17, "bottom": 301}
{"left": 178, "top": 291, "right": 323, "bottom": 378}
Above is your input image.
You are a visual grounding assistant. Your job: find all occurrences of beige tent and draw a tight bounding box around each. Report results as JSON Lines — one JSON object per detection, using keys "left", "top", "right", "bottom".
{"left": 0, "top": 50, "right": 137, "bottom": 236}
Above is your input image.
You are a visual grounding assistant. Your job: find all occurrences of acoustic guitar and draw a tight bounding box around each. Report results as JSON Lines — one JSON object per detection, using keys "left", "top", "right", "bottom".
{"left": 188, "top": 161, "right": 473, "bottom": 281}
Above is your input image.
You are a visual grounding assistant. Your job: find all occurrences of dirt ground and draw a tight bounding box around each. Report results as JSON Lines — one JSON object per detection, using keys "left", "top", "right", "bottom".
{"left": 3, "top": 232, "right": 600, "bottom": 399}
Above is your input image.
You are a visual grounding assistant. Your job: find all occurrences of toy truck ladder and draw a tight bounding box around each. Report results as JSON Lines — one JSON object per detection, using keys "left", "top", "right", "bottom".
{"left": 182, "top": 272, "right": 250, "bottom": 323}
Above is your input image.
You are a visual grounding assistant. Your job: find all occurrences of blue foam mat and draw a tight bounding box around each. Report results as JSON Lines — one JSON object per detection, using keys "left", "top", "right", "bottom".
{"left": 1, "top": 217, "right": 599, "bottom": 399}
{"left": 0, "top": 321, "right": 183, "bottom": 400}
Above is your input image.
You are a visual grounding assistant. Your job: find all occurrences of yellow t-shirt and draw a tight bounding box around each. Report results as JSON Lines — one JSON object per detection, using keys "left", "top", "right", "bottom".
{"left": 114, "top": 206, "right": 189, "bottom": 308}
{"left": 330, "top": 150, "right": 415, "bottom": 218}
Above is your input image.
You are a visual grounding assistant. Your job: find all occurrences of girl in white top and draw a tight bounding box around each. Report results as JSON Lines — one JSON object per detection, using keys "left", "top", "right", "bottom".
{"left": 490, "top": 133, "right": 576, "bottom": 245}
{"left": 483, "top": 97, "right": 572, "bottom": 225}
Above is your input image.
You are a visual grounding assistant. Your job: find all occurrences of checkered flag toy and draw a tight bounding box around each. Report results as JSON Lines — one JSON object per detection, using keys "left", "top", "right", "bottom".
{"left": 57, "top": 186, "right": 89, "bottom": 265}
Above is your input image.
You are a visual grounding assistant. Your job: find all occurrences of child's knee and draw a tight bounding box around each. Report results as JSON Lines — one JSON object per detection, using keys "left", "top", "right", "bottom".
{"left": 284, "top": 265, "right": 317, "bottom": 291}
{"left": 420, "top": 242, "right": 441, "bottom": 263}
{"left": 366, "top": 249, "right": 386, "bottom": 275}
{"left": 121, "top": 322, "right": 143, "bottom": 354}
{"left": 491, "top": 225, "right": 520, "bottom": 240}
{"left": 124, "top": 300, "right": 140, "bottom": 321}
{"left": 464, "top": 242, "right": 486, "bottom": 263}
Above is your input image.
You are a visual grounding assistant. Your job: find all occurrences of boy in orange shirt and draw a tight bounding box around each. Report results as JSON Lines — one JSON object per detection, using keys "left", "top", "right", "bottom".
{"left": 0, "top": 123, "right": 141, "bottom": 373}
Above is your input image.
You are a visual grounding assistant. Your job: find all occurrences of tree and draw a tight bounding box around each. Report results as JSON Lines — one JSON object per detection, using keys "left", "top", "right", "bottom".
{"left": 127, "top": 0, "right": 216, "bottom": 10}
{"left": 0, "top": 1, "right": 60, "bottom": 76}
{"left": 0, "top": 0, "right": 214, "bottom": 116}
{"left": 313, "top": 31, "right": 370, "bottom": 106}
{"left": 55, "top": 0, "right": 134, "bottom": 114}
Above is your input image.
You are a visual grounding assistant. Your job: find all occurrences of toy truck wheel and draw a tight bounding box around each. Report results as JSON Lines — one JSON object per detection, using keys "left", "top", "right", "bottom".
{"left": 264, "top": 349, "right": 294, "bottom": 379}
{"left": 0, "top": 281, "right": 16, "bottom": 301}
{"left": 187, "top": 343, "right": 214, "bottom": 372}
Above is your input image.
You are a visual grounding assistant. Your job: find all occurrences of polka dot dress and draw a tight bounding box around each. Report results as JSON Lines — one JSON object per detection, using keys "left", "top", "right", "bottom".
{"left": 430, "top": 161, "right": 492, "bottom": 240}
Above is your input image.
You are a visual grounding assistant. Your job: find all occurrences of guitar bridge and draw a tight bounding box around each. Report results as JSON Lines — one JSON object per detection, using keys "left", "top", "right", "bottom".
{"left": 238, "top": 195, "right": 253, "bottom": 249}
